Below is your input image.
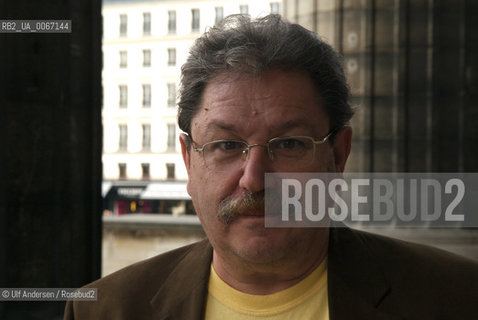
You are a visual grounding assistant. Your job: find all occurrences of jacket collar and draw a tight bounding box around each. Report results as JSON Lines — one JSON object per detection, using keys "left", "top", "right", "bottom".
{"left": 328, "top": 225, "right": 404, "bottom": 320}
{"left": 150, "top": 240, "right": 213, "bottom": 320}
{"left": 149, "top": 227, "right": 404, "bottom": 320}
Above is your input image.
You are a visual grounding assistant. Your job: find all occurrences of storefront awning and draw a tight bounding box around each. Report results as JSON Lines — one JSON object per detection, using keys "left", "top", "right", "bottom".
{"left": 140, "top": 182, "right": 190, "bottom": 200}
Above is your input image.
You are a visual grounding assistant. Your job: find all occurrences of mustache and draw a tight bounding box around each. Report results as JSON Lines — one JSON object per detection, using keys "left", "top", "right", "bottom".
{"left": 217, "top": 191, "right": 265, "bottom": 225}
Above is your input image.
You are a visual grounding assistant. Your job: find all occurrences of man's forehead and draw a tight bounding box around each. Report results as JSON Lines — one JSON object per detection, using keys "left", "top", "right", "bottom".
{"left": 202, "top": 69, "right": 320, "bottom": 101}
{"left": 189, "top": 69, "right": 329, "bottom": 137}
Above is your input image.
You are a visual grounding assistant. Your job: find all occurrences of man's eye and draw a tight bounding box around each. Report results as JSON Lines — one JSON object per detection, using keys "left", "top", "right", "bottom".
{"left": 276, "top": 139, "right": 305, "bottom": 149}
{"left": 214, "top": 141, "right": 243, "bottom": 151}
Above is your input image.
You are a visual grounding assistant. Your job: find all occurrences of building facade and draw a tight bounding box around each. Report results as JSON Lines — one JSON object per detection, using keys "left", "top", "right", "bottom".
{"left": 102, "top": 0, "right": 281, "bottom": 213}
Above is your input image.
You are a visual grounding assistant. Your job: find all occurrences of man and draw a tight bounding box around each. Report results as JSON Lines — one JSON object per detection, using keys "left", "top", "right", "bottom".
{"left": 65, "top": 15, "right": 478, "bottom": 319}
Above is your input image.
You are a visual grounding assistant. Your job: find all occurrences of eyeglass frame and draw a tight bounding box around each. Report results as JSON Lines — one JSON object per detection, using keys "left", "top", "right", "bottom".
{"left": 187, "top": 126, "right": 342, "bottom": 169}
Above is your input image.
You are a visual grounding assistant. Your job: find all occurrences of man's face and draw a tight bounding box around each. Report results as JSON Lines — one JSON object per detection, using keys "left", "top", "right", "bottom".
{"left": 180, "top": 69, "right": 351, "bottom": 267}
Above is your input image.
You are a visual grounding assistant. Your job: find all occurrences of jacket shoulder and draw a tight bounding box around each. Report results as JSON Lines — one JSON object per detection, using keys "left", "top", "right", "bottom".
{"left": 64, "top": 239, "right": 212, "bottom": 320}
{"left": 328, "top": 227, "right": 478, "bottom": 319}
{"left": 93, "top": 239, "right": 210, "bottom": 287}
{"left": 352, "top": 228, "right": 478, "bottom": 273}
{"left": 354, "top": 228, "right": 478, "bottom": 315}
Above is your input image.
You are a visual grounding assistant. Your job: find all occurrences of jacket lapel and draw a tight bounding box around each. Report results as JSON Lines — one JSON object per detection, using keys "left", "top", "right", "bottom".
{"left": 328, "top": 226, "right": 404, "bottom": 320}
{"left": 150, "top": 240, "right": 213, "bottom": 320}
{"left": 148, "top": 227, "right": 405, "bottom": 320}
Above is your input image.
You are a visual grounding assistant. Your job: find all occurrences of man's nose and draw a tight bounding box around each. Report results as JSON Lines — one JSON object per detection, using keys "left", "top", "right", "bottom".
{"left": 238, "top": 145, "right": 271, "bottom": 193}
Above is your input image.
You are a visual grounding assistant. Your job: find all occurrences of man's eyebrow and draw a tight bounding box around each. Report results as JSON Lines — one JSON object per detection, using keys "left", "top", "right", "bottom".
{"left": 202, "top": 121, "right": 240, "bottom": 136}
{"left": 202, "top": 119, "right": 320, "bottom": 137}
{"left": 270, "top": 119, "right": 315, "bottom": 133}
{"left": 206, "top": 121, "right": 236, "bottom": 131}
{"left": 269, "top": 119, "right": 325, "bottom": 136}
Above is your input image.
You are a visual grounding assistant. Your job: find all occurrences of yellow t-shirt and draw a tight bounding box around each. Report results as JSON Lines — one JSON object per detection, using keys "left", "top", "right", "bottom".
{"left": 205, "top": 258, "right": 328, "bottom": 319}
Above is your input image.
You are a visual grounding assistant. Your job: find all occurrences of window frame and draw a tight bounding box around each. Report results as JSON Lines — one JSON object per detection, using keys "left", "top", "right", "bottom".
{"left": 141, "top": 163, "right": 150, "bottom": 179}
{"left": 191, "top": 9, "right": 200, "bottom": 32}
{"left": 167, "top": 48, "right": 176, "bottom": 66}
{"left": 215, "top": 7, "right": 224, "bottom": 24}
{"left": 119, "top": 85, "right": 128, "bottom": 108}
{"left": 118, "top": 163, "right": 127, "bottom": 179}
{"left": 119, "top": 50, "right": 127, "bottom": 68}
{"left": 119, "top": 14, "right": 127, "bottom": 37}
{"left": 168, "top": 10, "right": 176, "bottom": 34}
{"left": 167, "top": 83, "right": 176, "bottom": 107}
{"left": 166, "top": 163, "right": 175, "bottom": 180}
{"left": 142, "top": 123, "right": 151, "bottom": 150}
{"left": 143, "top": 12, "right": 151, "bottom": 35}
{"left": 119, "top": 124, "right": 128, "bottom": 151}
{"left": 167, "top": 124, "right": 176, "bottom": 151}
{"left": 142, "top": 84, "right": 151, "bottom": 108}
{"left": 239, "top": 5, "right": 249, "bottom": 15}
{"left": 143, "top": 49, "right": 151, "bottom": 67}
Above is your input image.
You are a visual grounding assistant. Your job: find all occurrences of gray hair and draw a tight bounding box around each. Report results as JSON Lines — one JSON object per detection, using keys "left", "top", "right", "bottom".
{"left": 178, "top": 14, "right": 353, "bottom": 137}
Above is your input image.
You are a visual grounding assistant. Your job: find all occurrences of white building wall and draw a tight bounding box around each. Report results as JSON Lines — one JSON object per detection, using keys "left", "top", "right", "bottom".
{"left": 102, "top": 0, "right": 282, "bottom": 181}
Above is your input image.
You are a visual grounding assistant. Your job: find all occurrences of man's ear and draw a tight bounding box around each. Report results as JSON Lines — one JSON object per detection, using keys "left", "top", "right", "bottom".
{"left": 332, "top": 126, "right": 352, "bottom": 173}
{"left": 180, "top": 133, "right": 191, "bottom": 175}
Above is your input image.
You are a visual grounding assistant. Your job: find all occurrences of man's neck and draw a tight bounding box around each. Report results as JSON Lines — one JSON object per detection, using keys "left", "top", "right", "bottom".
{"left": 211, "top": 229, "right": 329, "bottom": 295}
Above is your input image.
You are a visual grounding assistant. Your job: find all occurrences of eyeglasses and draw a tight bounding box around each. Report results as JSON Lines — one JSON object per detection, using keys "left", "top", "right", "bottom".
{"left": 190, "top": 128, "right": 339, "bottom": 172}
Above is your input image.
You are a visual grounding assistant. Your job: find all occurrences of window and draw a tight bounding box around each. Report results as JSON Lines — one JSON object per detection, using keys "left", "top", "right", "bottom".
{"left": 167, "top": 83, "right": 176, "bottom": 107}
{"left": 270, "top": 2, "right": 280, "bottom": 14}
{"left": 166, "top": 163, "right": 175, "bottom": 180}
{"left": 119, "top": 163, "right": 127, "bottom": 179}
{"left": 142, "top": 84, "right": 151, "bottom": 107}
{"left": 119, "top": 124, "right": 127, "bottom": 150}
{"left": 141, "top": 163, "right": 150, "bottom": 179}
{"left": 240, "top": 5, "right": 249, "bottom": 15}
{"left": 191, "top": 9, "right": 200, "bottom": 32}
{"left": 167, "top": 124, "right": 176, "bottom": 150}
{"left": 168, "top": 11, "right": 176, "bottom": 34}
{"left": 143, "top": 49, "right": 151, "bottom": 67}
{"left": 143, "top": 12, "right": 151, "bottom": 35}
{"left": 215, "top": 7, "right": 224, "bottom": 24}
{"left": 142, "top": 124, "right": 151, "bottom": 150}
{"left": 119, "top": 14, "right": 127, "bottom": 37}
{"left": 119, "top": 51, "right": 127, "bottom": 68}
{"left": 119, "top": 85, "right": 127, "bottom": 108}
{"left": 167, "top": 48, "right": 176, "bottom": 66}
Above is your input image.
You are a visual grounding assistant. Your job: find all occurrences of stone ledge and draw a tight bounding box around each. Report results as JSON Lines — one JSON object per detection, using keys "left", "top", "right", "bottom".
{"left": 103, "top": 214, "right": 203, "bottom": 232}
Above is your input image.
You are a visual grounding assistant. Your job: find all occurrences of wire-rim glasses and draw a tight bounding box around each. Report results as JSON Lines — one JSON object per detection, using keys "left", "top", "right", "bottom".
{"left": 189, "top": 128, "right": 340, "bottom": 172}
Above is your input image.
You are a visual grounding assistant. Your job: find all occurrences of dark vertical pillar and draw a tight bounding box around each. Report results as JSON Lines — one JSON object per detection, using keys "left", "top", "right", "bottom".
{"left": 0, "top": 0, "right": 102, "bottom": 318}
{"left": 464, "top": 1, "right": 478, "bottom": 172}
{"left": 431, "top": 0, "right": 461, "bottom": 171}
{"left": 406, "top": 0, "right": 432, "bottom": 172}
{"left": 431, "top": 0, "right": 478, "bottom": 172}
{"left": 285, "top": 0, "right": 478, "bottom": 173}
{"left": 0, "top": 16, "right": 7, "bottom": 314}
{"left": 340, "top": 1, "right": 375, "bottom": 172}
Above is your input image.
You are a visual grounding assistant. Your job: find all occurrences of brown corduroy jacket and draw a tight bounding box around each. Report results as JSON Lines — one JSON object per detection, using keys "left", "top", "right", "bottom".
{"left": 64, "top": 227, "right": 478, "bottom": 320}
